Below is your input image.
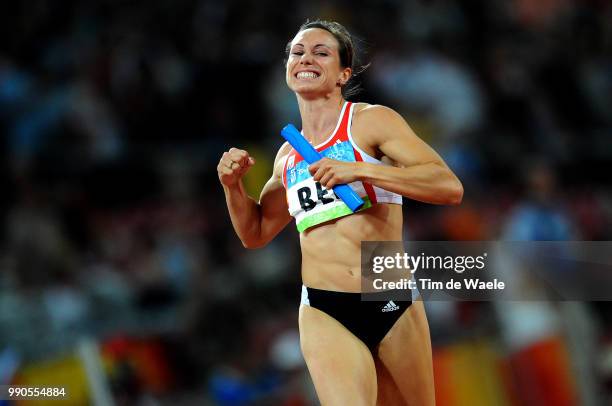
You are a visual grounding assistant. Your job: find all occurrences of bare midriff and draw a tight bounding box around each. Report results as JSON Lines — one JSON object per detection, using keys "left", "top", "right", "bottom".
{"left": 300, "top": 203, "right": 403, "bottom": 292}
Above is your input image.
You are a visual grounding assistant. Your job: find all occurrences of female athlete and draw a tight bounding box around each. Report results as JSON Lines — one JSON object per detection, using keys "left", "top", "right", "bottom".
{"left": 218, "top": 20, "right": 463, "bottom": 406}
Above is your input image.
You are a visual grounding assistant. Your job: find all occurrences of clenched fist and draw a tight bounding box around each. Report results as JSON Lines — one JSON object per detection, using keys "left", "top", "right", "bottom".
{"left": 218, "top": 147, "right": 256, "bottom": 187}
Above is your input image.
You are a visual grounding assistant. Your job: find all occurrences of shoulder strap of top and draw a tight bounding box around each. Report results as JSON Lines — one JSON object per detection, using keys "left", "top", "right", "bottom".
{"left": 316, "top": 101, "right": 353, "bottom": 150}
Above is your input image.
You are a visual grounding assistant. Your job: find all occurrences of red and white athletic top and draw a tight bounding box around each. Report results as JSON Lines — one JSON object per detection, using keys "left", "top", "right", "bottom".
{"left": 281, "top": 101, "right": 402, "bottom": 232}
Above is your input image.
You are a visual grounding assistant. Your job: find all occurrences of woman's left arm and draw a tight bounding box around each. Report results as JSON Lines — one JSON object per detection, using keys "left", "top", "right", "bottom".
{"left": 309, "top": 105, "right": 463, "bottom": 205}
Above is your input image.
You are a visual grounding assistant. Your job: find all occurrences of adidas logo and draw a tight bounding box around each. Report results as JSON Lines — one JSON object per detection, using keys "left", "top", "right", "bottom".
{"left": 382, "top": 301, "right": 400, "bottom": 312}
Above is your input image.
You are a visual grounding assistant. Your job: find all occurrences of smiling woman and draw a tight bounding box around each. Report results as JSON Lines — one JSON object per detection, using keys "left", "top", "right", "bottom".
{"left": 284, "top": 20, "right": 363, "bottom": 100}
{"left": 218, "top": 19, "right": 463, "bottom": 405}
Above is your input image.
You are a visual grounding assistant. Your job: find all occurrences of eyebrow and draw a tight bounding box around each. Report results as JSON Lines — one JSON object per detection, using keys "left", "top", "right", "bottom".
{"left": 292, "top": 43, "right": 333, "bottom": 50}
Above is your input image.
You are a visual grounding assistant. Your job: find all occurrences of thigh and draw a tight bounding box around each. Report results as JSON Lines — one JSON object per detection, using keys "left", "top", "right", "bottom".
{"left": 376, "top": 300, "right": 435, "bottom": 406}
{"left": 299, "top": 304, "right": 377, "bottom": 406}
{"left": 375, "top": 357, "right": 407, "bottom": 406}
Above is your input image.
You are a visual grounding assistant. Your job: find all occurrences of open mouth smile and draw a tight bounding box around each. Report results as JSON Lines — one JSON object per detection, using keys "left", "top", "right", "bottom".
{"left": 296, "top": 71, "right": 320, "bottom": 79}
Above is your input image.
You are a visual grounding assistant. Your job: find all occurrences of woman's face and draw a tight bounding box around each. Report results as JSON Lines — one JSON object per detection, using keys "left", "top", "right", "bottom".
{"left": 286, "top": 28, "right": 351, "bottom": 98}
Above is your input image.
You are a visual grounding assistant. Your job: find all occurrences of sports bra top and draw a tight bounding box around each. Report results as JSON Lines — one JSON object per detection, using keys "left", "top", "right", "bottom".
{"left": 281, "top": 101, "right": 402, "bottom": 232}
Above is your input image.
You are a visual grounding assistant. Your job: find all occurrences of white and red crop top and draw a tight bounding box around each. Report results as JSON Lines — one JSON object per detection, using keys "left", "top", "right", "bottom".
{"left": 281, "top": 101, "right": 402, "bottom": 232}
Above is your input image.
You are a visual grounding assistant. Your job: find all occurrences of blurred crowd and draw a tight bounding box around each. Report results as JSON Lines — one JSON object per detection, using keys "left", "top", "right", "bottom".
{"left": 1, "top": 0, "right": 612, "bottom": 405}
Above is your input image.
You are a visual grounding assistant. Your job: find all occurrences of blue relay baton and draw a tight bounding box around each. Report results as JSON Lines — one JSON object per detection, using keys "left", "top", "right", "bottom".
{"left": 281, "top": 124, "right": 364, "bottom": 212}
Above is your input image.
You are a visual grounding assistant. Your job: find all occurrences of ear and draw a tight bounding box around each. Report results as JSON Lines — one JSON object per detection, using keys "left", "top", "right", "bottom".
{"left": 337, "top": 67, "right": 352, "bottom": 86}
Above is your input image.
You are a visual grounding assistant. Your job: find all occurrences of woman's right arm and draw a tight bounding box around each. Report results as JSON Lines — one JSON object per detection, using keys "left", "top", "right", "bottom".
{"left": 217, "top": 145, "right": 292, "bottom": 249}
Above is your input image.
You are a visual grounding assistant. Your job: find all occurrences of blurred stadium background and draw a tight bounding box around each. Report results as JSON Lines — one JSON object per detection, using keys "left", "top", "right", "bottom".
{"left": 1, "top": 0, "right": 611, "bottom": 405}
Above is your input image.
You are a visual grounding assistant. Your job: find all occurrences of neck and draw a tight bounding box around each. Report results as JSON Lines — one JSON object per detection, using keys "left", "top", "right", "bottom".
{"left": 296, "top": 93, "right": 345, "bottom": 144}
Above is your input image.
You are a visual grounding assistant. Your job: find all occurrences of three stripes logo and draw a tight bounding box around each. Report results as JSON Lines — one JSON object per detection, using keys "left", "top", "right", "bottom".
{"left": 381, "top": 301, "right": 400, "bottom": 312}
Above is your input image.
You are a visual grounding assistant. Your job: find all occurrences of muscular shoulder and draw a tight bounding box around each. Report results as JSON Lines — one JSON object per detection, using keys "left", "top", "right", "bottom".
{"left": 351, "top": 103, "right": 408, "bottom": 156}
{"left": 353, "top": 104, "right": 406, "bottom": 134}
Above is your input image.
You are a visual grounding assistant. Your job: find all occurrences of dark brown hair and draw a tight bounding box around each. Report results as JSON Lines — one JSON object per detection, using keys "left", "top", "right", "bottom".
{"left": 285, "top": 19, "right": 368, "bottom": 98}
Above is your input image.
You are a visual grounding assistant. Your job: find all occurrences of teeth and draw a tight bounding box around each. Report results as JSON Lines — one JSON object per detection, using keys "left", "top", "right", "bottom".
{"left": 297, "top": 72, "right": 318, "bottom": 79}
